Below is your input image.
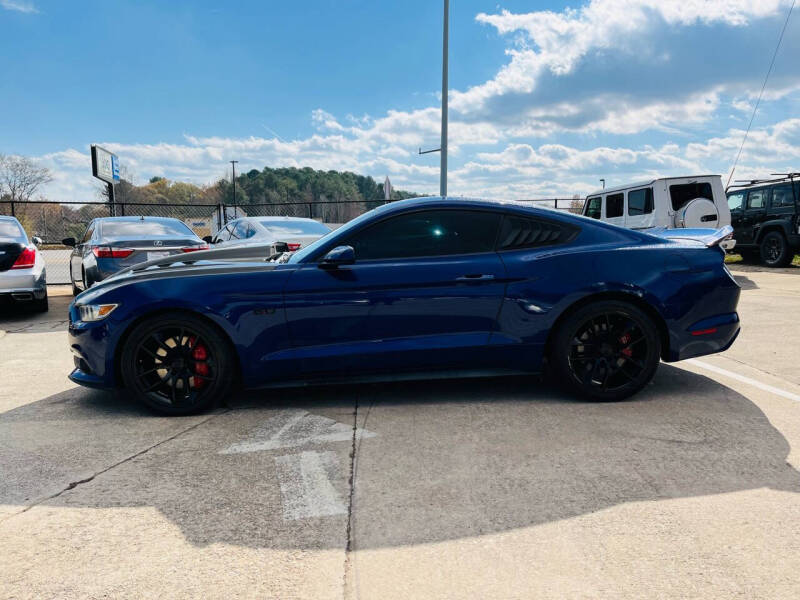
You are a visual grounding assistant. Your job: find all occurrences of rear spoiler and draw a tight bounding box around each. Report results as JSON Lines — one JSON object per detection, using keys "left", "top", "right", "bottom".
{"left": 647, "top": 226, "right": 736, "bottom": 250}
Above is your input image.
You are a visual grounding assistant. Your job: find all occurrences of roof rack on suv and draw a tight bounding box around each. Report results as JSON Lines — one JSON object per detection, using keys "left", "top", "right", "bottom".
{"left": 727, "top": 173, "right": 800, "bottom": 190}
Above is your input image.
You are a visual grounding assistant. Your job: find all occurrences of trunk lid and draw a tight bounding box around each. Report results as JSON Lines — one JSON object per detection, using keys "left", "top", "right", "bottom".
{"left": 0, "top": 242, "right": 24, "bottom": 272}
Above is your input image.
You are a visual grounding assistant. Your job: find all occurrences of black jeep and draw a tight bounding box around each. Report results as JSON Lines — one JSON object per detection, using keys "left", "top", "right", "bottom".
{"left": 727, "top": 176, "right": 800, "bottom": 267}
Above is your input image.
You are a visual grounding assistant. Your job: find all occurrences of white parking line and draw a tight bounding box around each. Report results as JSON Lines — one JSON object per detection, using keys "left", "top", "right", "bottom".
{"left": 274, "top": 451, "right": 347, "bottom": 520}
{"left": 687, "top": 359, "right": 800, "bottom": 403}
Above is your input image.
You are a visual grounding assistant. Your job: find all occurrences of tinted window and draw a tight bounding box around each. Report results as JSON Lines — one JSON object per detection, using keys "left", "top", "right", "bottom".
{"left": 628, "top": 188, "right": 654, "bottom": 216}
{"left": 585, "top": 197, "right": 601, "bottom": 219}
{"left": 343, "top": 210, "right": 501, "bottom": 260}
{"left": 81, "top": 225, "right": 95, "bottom": 243}
{"left": 770, "top": 185, "right": 794, "bottom": 208}
{"left": 497, "top": 216, "right": 576, "bottom": 250}
{"left": 101, "top": 220, "right": 194, "bottom": 237}
{"left": 727, "top": 192, "right": 745, "bottom": 211}
{"left": 0, "top": 220, "right": 26, "bottom": 243}
{"left": 747, "top": 190, "right": 766, "bottom": 209}
{"left": 670, "top": 182, "right": 713, "bottom": 211}
{"left": 606, "top": 193, "right": 624, "bottom": 218}
{"left": 261, "top": 220, "right": 331, "bottom": 236}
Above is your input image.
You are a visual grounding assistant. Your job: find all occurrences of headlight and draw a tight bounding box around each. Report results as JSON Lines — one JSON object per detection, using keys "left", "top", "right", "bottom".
{"left": 78, "top": 303, "right": 118, "bottom": 322}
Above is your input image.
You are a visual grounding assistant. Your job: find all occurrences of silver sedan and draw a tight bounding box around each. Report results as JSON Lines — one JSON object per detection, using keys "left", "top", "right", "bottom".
{"left": 0, "top": 216, "right": 47, "bottom": 312}
{"left": 210, "top": 216, "right": 332, "bottom": 252}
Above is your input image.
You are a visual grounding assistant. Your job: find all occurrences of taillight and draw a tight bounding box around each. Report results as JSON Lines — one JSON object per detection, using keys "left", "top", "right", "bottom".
{"left": 92, "top": 246, "right": 134, "bottom": 259}
{"left": 11, "top": 246, "right": 36, "bottom": 269}
{"left": 286, "top": 243, "right": 301, "bottom": 251}
{"left": 182, "top": 244, "right": 210, "bottom": 253}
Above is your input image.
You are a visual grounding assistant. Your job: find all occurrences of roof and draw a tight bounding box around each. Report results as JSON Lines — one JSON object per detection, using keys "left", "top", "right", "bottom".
{"left": 586, "top": 175, "right": 721, "bottom": 197}
{"left": 95, "top": 216, "right": 184, "bottom": 223}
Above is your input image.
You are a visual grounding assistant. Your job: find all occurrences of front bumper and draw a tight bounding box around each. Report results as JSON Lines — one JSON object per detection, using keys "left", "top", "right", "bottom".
{"left": 68, "top": 304, "right": 117, "bottom": 388}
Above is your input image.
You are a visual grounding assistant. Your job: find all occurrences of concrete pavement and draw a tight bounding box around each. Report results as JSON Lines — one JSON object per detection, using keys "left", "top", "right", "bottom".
{"left": 1, "top": 270, "right": 800, "bottom": 598}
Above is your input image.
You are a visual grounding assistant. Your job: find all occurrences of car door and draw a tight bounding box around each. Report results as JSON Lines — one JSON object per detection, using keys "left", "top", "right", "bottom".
{"left": 742, "top": 188, "right": 768, "bottom": 245}
{"left": 71, "top": 222, "right": 95, "bottom": 287}
{"left": 282, "top": 208, "right": 507, "bottom": 374}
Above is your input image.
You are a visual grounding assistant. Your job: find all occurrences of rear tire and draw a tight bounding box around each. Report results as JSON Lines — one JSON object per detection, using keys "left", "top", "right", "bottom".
{"left": 120, "top": 312, "right": 234, "bottom": 415}
{"left": 33, "top": 291, "right": 48, "bottom": 313}
{"left": 760, "top": 231, "right": 793, "bottom": 268}
{"left": 550, "top": 300, "right": 661, "bottom": 401}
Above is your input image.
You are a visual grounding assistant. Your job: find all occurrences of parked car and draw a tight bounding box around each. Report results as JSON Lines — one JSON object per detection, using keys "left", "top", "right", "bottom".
{"left": 0, "top": 216, "right": 47, "bottom": 312}
{"left": 67, "top": 197, "right": 740, "bottom": 415}
{"left": 63, "top": 216, "right": 207, "bottom": 295}
{"left": 583, "top": 175, "right": 732, "bottom": 236}
{"left": 210, "top": 216, "right": 331, "bottom": 251}
{"left": 726, "top": 176, "right": 800, "bottom": 267}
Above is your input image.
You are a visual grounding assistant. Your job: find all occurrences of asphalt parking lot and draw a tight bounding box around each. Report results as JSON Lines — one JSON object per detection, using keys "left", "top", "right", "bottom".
{"left": 2, "top": 267, "right": 800, "bottom": 599}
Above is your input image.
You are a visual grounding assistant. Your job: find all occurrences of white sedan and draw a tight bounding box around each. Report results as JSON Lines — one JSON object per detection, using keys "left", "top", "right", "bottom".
{"left": 0, "top": 216, "right": 47, "bottom": 312}
{"left": 210, "top": 216, "right": 332, "bottom": 252}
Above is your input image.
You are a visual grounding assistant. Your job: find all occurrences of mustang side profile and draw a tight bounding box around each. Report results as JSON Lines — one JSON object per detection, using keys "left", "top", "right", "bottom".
{"left": 68, "top": 197, "right": 740, "bottom": 415}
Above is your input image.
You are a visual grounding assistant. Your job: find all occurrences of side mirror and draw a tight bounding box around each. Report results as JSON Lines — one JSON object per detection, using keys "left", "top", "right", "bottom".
{"left": 319, "top": 245, "right": 355, "bottom": 268}
{"left": 62, "top": 237, "right": 76, "bottom": 247}
{"left": 31, "top": 236, "right": 42, "bottom": 246}
{"left": 202, "top": 235, "right": 213, "bottom": 244}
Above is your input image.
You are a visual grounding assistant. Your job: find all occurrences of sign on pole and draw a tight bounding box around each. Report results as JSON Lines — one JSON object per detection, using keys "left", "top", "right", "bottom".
{"left": 91, "top": 145, "right": 120, "bottom": 184}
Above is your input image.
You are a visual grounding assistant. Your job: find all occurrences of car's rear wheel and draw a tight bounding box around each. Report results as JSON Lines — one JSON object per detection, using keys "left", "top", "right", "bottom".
{"left": 120, "top": 313, "right": 233, "bottom": 415}
{"left": 33, "top": 290, "right": 48, "bottom": 312}
{"left": 551, "top": 300, "right": 661, "bottom": 401}
{"left": 760, "top": 231, "right": 793, "bottom": 268}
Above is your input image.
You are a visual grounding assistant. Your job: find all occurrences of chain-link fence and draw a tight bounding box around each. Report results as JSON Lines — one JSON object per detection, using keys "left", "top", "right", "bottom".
{"left": 0, "top": 197, "right": 580, "bottom": 285}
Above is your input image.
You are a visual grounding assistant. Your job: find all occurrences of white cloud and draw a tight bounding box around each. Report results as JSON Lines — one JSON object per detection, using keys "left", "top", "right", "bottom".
{"left": 0, "top": 0, "right": 38, "bottom": 13}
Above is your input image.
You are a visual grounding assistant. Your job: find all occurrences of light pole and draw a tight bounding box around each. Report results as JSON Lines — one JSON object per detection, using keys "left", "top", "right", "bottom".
{"left": 230, "top": 160, "right": 239, "bottom": 217}
{"left": 419, "top": 0, "right": 449, "bottom": 197}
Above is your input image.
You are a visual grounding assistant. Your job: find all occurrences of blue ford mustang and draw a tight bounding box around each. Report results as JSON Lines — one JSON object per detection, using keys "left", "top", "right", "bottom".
{"left": 68, "top": 197, "right": 740, "bottom": 415}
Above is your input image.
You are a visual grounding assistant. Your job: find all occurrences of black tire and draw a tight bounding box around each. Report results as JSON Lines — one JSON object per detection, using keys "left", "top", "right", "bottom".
{"left": 550, "top": 300, "right": 661, "bottom": 401}
{"left": 82, "top": 267, "right": 91, "bottom": 291}
{"left": 120, "top": 312, "right": 234, "bottom": 415}
{"left": 760, "top": 231, "right": 793, "bottom": 268}
{"left": 70, "top": 267, "right": 81, "bottom": 296}
{"left": 33, "top": 292, "right": 48, "bottom": 313}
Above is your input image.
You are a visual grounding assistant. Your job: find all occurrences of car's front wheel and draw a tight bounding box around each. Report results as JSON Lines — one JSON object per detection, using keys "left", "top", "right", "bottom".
{"left": 550, "top": 300, "right": 661, "bottom": 401}
{"left": 120, "top": 313, "right": 234, "bottom": 415}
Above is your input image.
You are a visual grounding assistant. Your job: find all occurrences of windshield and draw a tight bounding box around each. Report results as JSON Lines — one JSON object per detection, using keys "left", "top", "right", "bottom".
{"left": 288, "top": 206, "right": 387, "bottom": 263}
{"left": 261, "top": 220, "right": 331, "bottom": 236}
{"left": 101, "top": 220, "right": 195, "bottom": 238}
{"left": 0, "top": 220, "right": 27, "bottom": 243}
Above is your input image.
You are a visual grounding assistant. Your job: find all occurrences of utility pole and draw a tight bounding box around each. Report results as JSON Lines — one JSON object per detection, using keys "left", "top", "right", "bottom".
{"left": 418, "top": 0, "right": 450, "bottom": 197}
{"left": 440, "top": 0, "right": 449, "bottom": 197}
{"left": 230, "top": 160, "right": 239, "bottom": 218}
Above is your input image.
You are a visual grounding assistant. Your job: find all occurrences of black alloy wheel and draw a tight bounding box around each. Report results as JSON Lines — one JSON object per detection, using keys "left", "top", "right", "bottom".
{"left": 120, "top": 313, "right": 233, "bottom": 415}
{"left": 551, "top": 301, "right": 660, "bottom": 401}
{"left": 760, "top": 231, "right": 792, "bottom": 268}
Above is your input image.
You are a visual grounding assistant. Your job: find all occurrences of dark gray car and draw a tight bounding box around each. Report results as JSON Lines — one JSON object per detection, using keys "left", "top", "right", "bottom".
{"left": 64, "top": 216, "right": 207, "bottom": 295}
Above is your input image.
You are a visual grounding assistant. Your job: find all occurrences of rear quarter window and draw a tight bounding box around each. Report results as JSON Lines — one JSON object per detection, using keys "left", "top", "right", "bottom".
{"left": 496, "top": 215, "right": 578, "bottom": 250}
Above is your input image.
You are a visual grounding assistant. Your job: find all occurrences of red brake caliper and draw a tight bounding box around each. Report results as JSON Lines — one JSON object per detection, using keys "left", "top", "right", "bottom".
{"left": 619, "top": 333, "right": 633, "bottom": 358}
{"left": 190, "top": 337, "right": 209, "bottom": 389}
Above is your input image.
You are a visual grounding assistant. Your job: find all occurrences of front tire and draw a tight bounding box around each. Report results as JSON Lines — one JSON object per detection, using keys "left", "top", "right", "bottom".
{"left": 550, "top": 301, "right": 661, "bottom": 401}
{"left": 760, "top": 231, "right": 793, "bottom": 267}
{"left": 120, "top": 313, "right": 234, "bottom": 415}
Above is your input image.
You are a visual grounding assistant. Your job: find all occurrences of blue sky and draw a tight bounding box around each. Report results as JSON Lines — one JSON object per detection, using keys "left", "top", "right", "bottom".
{"left": 1, "top": 0, "right": 799, "bottom": 201}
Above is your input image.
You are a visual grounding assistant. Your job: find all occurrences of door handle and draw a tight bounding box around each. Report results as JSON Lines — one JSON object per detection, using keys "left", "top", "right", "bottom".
{"left": 456, "top": 274, "right": 495, "bottom": 282}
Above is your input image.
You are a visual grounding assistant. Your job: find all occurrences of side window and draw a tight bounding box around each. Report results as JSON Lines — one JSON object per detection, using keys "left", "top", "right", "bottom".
{"left": 628, "top": 188, "right": 654, "bottom": 216}
{"left": 747, "top": 190, "right": 766, "bottom": 210}
{"left": 232, "top": 221, "right": 250, "bottom": 239}
{"left": 245, "top": 222, "right": 258, "bottom": 239}
{"left": 585, "top": 197, "right": 602, "bottom": 219}
{"left": 81, "top": 225, "right": 95, "bottom": 244}
{"left": 770, "top": 185, "right": 794, "bottom": 208}
{"left": 670, "top": 182, "right": 713, "bottom": 211}
{"left": 496, "top": 216, "right": 578, "bottom": 250}
{"left": 342, "top": 210, "right": 502, "bottom": 261}
{"left": 727, "top": 192, "right": 745, "bottom": 211}
{"left": 605, "top": 193, "right": 624, "bottom": 218}
{"left": 215, "top": 224, "right": 232, "bottom": 242}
